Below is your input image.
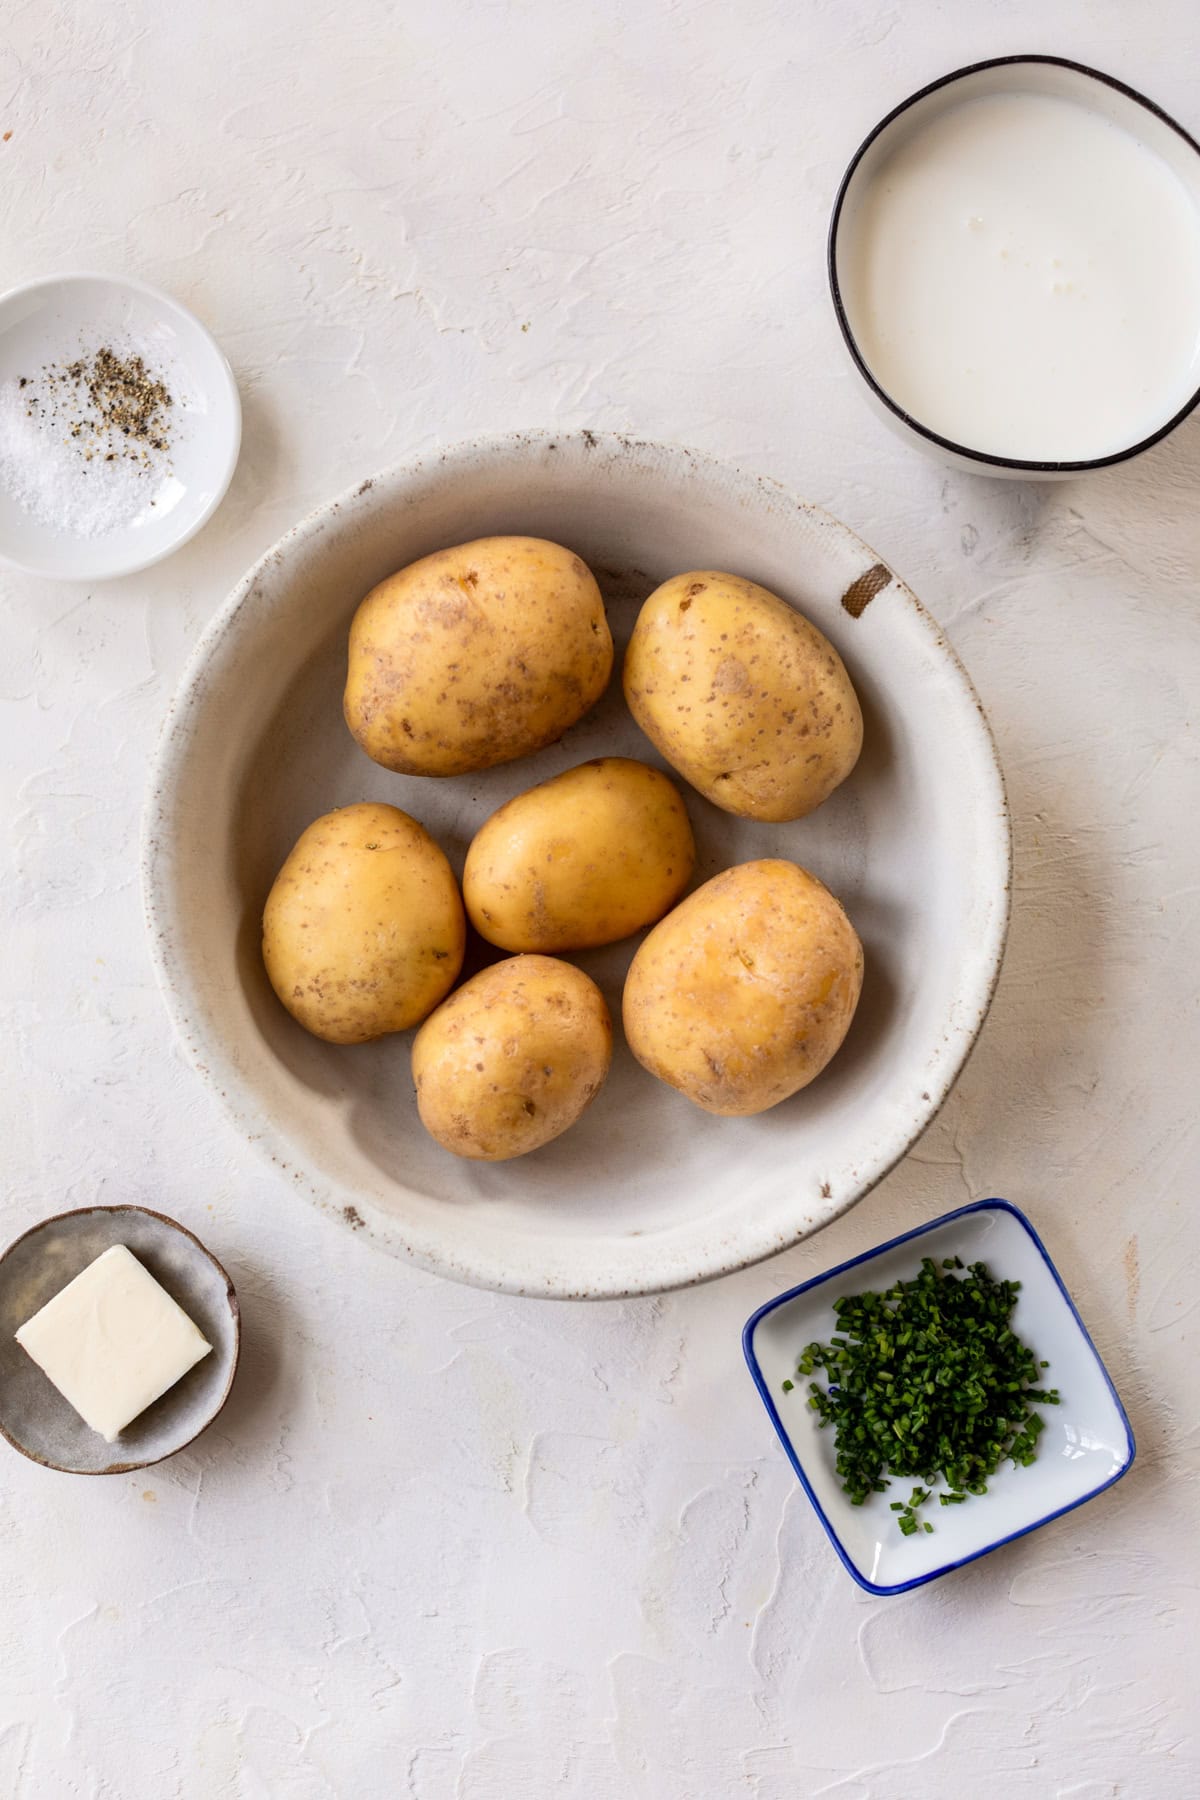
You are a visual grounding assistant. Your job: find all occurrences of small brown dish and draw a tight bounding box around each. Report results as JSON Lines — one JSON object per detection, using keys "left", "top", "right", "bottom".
{"left": 0, "top": 1205, "right": 240, "bottom": 1475}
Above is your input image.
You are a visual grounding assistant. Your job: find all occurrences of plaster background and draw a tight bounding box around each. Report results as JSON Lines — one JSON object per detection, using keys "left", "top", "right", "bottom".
{"left": 0, "top": 2, "right": 1196, "bottom": 1794}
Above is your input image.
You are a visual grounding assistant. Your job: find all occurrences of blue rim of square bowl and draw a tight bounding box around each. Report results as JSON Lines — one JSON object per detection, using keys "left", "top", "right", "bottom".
{"left": 742, "top": 1198, "right": 1136, "bottom": 1596}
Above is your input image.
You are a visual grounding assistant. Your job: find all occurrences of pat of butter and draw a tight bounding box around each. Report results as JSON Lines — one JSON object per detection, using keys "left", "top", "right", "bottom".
{"left": 15, "top": 1244, "right": 212, "bottom": 1443}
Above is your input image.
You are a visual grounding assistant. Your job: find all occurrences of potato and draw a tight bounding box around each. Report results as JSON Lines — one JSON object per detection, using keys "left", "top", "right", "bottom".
{"left": 262, "top": 802, "right": 465, "bottom": 1044}
{"left": 344, "top": 536, "right": 613, "bottom": 776}
{"left": 622, "top": 858, "right": 863, "bottom": 1115}
{"left": 412, "top": 955, "right": 612, "bottom": 1160}
{"left": 463, "top": 757, "right": 695, "bottom": 953}
{"left": 623, "top": 570, "right": 863, "bottom": 822}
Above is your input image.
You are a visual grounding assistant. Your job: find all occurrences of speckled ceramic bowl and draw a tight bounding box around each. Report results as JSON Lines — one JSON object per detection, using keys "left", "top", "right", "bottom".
{"left": 0, "top": 1205, "right": 239, "bottom": 1474}
{"left": 142, "top": 429, "right": 1010, "bottom": 1298}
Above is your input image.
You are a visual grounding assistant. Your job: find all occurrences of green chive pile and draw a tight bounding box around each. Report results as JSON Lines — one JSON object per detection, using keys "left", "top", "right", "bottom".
{"left": 788, "top": 1256, "right": 1060, "bottom": 1536}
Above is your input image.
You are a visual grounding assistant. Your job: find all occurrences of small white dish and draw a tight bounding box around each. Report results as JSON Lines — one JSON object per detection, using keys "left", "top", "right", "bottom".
{"left": 829, "top": 56, "right": 1200, "bottom": 478}
{"left": 0, "top": 1205, "right": 240, "bottom": 1475}
{"left": 744, "top": 1199, "right": 1134, "bottom": 1594}
{"left": 0, "top": 272, "right": 240, "bottom": 578}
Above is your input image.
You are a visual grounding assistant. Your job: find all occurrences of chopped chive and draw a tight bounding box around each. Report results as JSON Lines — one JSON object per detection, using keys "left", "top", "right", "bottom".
{"left": 782, "top": 1379, "right": 794, "bottom": 1392}
{"left": 790, "top": 1254, "right": 1060, "bottom": 1538}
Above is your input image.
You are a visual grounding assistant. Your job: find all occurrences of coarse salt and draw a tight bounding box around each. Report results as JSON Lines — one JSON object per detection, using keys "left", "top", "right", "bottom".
{"left": 0, "top": 343, "right": 180, "bottom": 539}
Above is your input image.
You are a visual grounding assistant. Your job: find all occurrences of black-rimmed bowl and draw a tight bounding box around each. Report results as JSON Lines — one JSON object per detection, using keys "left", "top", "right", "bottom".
{"left": 829, "top": 56, "right": 1200, "bottom": 479}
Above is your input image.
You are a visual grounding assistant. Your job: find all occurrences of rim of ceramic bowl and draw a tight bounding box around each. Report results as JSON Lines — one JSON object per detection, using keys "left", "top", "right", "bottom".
{"left": 141, "top": 427, "right": 1012, "bottom": 1298}
{"left": 0, "top": 1203, "right": 241, "bottom": 1475}
{"left": 0, "top": 269, "right": 242, "bottom": 579}
{"left": 827, "top": 54, "right": 1200, "bottom": 475}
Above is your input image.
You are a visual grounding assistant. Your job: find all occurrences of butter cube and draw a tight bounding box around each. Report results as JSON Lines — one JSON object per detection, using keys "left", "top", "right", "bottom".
{"left": 15, "top": 1244, "right": 212, "bottom": 1442}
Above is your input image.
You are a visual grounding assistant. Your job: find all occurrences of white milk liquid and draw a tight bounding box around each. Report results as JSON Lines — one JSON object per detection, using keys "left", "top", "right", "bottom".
{"left": 839, "top": 91, "right": 1200, "bottom": 460}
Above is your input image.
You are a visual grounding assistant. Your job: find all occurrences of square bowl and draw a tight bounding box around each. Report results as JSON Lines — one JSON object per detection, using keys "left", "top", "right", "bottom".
{"left": 743, "top": 1199, "right": 1134, "bottom": 1594}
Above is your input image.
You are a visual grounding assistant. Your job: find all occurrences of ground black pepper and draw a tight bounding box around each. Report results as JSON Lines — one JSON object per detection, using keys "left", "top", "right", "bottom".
{"left": 16, "top": 346, "right": 175, "bottom": 467}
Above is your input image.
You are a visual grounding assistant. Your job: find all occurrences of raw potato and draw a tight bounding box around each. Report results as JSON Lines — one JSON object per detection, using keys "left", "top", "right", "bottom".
{"left": 622, "top": 858, "right": 863, "bottom": 1115}
{"left": 412, "top": 955, "right": 613, "bottom": 1160}
{"left": 463, "top": 757, "right": 696, "bottom": 952}
{"left": 344, "top": 536, "right": 613, "bottom": 776}
{"left": 623, "top": 570, "right": 863, "bottom": 822}
{"left": 262, "top": 802, "right": 465, "bottom": 1045}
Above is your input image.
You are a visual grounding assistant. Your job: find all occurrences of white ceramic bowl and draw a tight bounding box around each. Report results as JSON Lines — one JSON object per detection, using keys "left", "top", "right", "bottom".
{"left": 744, "top": 1199, "right": 1135, "bottom": 1593}
{"left": 829, "top": 56, "right": 1200, "bottom": 478}
{"left": 0, "top": 272, "right": 240, "bottom": 578}
{"left": 143, "top": 430, "right": 1010, "bottom": 1298}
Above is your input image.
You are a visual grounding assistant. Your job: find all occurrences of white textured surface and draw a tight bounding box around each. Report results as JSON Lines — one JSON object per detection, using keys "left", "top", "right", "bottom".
{"left": 0, "top": 2, "right": 1197, "bottom": 1794}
